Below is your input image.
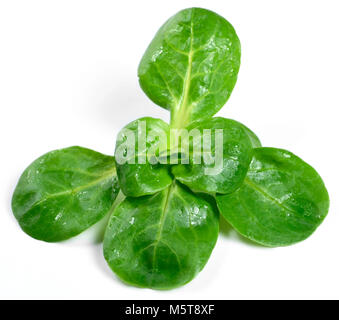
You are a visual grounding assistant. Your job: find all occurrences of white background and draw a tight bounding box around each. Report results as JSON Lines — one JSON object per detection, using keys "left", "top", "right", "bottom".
{"left": 1, "top": 0, "right": 338, "bottom": 300}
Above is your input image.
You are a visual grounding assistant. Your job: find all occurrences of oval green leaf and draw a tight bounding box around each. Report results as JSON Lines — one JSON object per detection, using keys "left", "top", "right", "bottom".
{"left": 103, "top": 181, "right": 219, "bottom": 289}
{"left": 171, "top": 117, "right": 254, "bottom": 195}
{"left": 216, "top": 147, "right": 330, "bottom": 247}
{"left": 12, "top": 146, "right": 120, "bottom": 242}
{"left": 138, "top": 7, "right": 241, "bottom": 128}
{"left": 114, "top": 117, "right": 172, "bottom": 197}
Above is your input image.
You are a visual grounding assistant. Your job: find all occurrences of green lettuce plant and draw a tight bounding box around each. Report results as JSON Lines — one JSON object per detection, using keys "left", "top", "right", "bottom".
{"left": 12, "top": 7, "right": 329, "bottom": 289}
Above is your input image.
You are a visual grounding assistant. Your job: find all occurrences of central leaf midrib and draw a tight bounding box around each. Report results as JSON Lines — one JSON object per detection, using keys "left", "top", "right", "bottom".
{"left": 28, "top": 167, "right": 117, "bottom": 211}
{"left": 151, "top": 182, "right": 174, "bottom": 276}
{"left": 244, "top": 177, "right": 296, "bottom": 216}
{"left": 156, "top": 183, "right": 173, "bottom": 239}
{"left": 172, "top": 10, "right": 194, "bottom": 128}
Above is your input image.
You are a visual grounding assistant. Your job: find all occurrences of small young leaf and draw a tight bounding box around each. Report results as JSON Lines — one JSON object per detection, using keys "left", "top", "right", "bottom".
{"left": 138, "top": 7, "right": 241, "bottom": 128}
{"left": 103, "top": 181, "right": 219, "bottom": 289}
{"left": 114, "top": 117, "right": 172, "bottom": 197}
{"left": 216, "top": 147, "right": 330, "bottom": 247}
{"left": 171, "top": 117, "right": 254, "bottom": 195}
{"left": 12, "top": 146, "right": 120, "bottom": 242}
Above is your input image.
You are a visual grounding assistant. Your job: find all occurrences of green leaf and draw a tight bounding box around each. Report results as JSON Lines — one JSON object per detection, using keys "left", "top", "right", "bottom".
{"left": 103, "top": 181, "right": 219, "bottom": 289}
{"left": 138, "top": 7, "right": 241, "bottom": 128}
{"left": 114, "top": 117, "right": 173, "bottom": 197}
{"left": 171, "top": 117, "right": 254, "bottom": 195}
{"left": 241, "top": 123, "right": 262, "bottom": 148}
{"left": 12, "top": 146, "right": 120, "bottom": 242}
{"left": 216, "top": 147, "right": 329, "bottom": 247}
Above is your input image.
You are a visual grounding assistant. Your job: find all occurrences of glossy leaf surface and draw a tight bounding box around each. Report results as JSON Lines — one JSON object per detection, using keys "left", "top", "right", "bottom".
{"left": 171, "top": 117, "right": 253, "bottom": 195}
{"left": 241, "top": 123, "right": 261, "bottom": 148}
{"left": 12, "top": 146, "right": 119, "bottom": 242}
{"left": 216, "top": 148, "right": 329, "bottom": 247}
{"left": 138, "top": 7, "right": 241, "bottom": 128}
{"left": 114, "top": 117, "right": 172, "bottom": 197}
{"left": 103, "top": 181, "right": 219, "bottom": 289}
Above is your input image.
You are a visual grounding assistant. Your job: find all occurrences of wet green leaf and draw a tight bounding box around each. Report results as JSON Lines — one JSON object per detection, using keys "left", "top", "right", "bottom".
{"left": 114, "top": 117, "right": 172, "bottom": 197}
{"left": 138, "top": 7, "right": 241, "bottom": 128}
{"left": 103, "top": 181, "right": 219, "bottom": 289}
{"left": 12, "top": 146, "right": 119, "bottom": 242}
{"left": 171, "top": 117, "right": 254, "bottom": 195}
{"left": 216, "top": 148, "right": 329, "bottom": 247}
